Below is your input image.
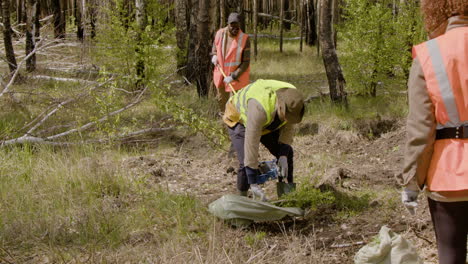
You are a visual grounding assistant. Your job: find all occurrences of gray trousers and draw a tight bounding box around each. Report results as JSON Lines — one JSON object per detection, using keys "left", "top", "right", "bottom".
{"left": 228, "top": 123, "right": 294, "bottom": 192}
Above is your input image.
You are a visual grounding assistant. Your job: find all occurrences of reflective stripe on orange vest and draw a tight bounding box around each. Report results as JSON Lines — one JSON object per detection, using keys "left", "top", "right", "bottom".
{"left": 213, "top": 28, "right": 250, "bottom": 92}
{"left": 413, "top": 27, "right": 468, "bottom": 192}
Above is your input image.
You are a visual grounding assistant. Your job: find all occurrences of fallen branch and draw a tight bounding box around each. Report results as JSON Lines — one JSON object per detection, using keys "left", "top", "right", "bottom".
{"left": 31, "top": 75, "right": 97, "bottom": 85}
{"left": 330, "top": 241, "right": 364, "bottom": 248}
{"left": 1, "top": 125, "right": 173, "bottom": 146}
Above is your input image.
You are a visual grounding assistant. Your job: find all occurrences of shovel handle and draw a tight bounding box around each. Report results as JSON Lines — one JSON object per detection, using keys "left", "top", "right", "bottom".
{"left": 216, "top": 64, "right": 237, "bottom": 95}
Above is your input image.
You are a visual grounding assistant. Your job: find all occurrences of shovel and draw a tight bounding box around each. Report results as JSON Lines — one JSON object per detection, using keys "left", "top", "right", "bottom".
{"left": 276, "top": 179, "right": 296, "bottom": 198}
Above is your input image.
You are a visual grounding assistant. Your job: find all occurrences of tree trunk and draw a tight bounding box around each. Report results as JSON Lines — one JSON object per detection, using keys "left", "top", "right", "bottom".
{"left": 75, "top": 0, "right": 83, "bottom": 40}
{"left": 88, "top": 0, "right": 96, "bottom": 39}
{"left": 253, "top": 0, "right": 257, "bottom": 60}
{"left": 52, "top": 0, "right": 65, "bottom": 38}
{"left": 283, "top": 0, "right": 291, "bottom": 30}
{"left": 135, "top": 0, "right": 147, "bottom": 84}
{"left": 300, "top": 0, "right": 304, "bottom": 52}
{"left": 186, "top": 0, "right": 199, "bottom": 82}
{"left": 17, "top": 0, "right": 26, "bottom": 25}
{"left": 25, "top": 0, "right": 38, "bottom": 72}
{"left": 174, "top": 0, "right": 189, "bottom": 75}
{"left": 219, "top": 0, "right": 225, "bottom": 26}
{"left": 306, "top": 0, "right": 317, "bottom": 46}
{"left": 1, "top": 0, "right": 18, "bottom": 73}
{"left": 195, "top": 0, "right": 210, "bottom": 97}
{"left": 34, "top": 0, "right": 40, "bottom": 38}
{"left": 279, "top": 0, "right": 283, "bottom": 52}
{"left": 319, "top": 0, "right": 347, "bottom": 104}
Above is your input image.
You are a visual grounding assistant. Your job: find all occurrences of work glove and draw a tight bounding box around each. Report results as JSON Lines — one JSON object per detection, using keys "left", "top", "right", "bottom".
{"left": 211, "top": 55, "right": 218, "bottom": 65}
{"left": 277, "top": 156, "right": 288, "bottom": 178}
{"left": 401, "top": 188, "right": 419, "bottom": 215}
{"left": 250, "top": 184, "right": 267, "bottom": 202}
{"left": 223, "top": 75, "right": 234, "bottom": 84}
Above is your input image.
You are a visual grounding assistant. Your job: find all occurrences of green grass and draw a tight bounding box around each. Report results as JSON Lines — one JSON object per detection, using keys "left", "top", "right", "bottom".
{"left": 0, "top": 145, "right": 212, "bottom": 261}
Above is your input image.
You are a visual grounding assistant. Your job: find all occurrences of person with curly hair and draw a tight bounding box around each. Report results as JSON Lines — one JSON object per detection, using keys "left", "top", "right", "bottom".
{"left": 398, "top": 1, "right": 468, "bottom": 263}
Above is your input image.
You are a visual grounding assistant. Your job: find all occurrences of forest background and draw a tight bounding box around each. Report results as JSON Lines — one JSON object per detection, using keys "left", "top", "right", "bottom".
{"left": 0, "top": 0, "right": 437, "bottom": 263}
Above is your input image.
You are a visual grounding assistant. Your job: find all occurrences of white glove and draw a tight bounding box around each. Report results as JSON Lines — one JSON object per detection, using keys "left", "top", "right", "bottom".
{"left": 211, "top": 55, "right": 218, "bottom": 65}
{"left": 250, "top": 184, "right": 267, "bottom": 202}
{"left": 401, "top": 188, "right": 419, "bottom": 215}
{"left": 278, "top": 156, "right": 288, "bottom": 178}
{"left": 223, "top": 75, "right": 234, "bottom": 84}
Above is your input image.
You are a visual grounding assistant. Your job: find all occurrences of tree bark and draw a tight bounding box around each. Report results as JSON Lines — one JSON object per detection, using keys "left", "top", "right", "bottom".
{"left": 34, "top": 0, "right": 40, "bottom": 38}
{"left": 75, "top": 0, "right": 83, "bottom": 40}
{"left": 283, "top": 0, "right": 291, "bottom": 30}
{"left": 1, "top": 0, "right": 18, "bottom": 73}
{"left": 279, "top": 0, "right": 284, "bottom": 52}
{"left": 25, "top": 0, "right": 38, "bottom": 72}
{"left": 219, "top": 0, "right": 225, "bottom": 26}
{"left": 52, "top": 0, "right": 65, "bottom": 38}
{"left": 186, "top": 0, "right": 199, "bottom": 82}
{"left": 195, "top": 0, "right": 210, "bottom": 97}
{"left": 319, "top": 0, "right": 347, "bottom": 104}
{"left": 174, "top": 0, "right": 189, "bottom": 75}
{"left": 306, "top": 0, "right": 317, "bottom": 46}
{"left": 88, "top": 0, "right": 96, "bottom": 39}
{"left": 300, "top": 0, "right": 304, "bottom": 52}
{"left": 135, "top": 0, "right": 147, "bottom": 84}
{"left": 253, "top": 0, "right": 257, "bottom": 60}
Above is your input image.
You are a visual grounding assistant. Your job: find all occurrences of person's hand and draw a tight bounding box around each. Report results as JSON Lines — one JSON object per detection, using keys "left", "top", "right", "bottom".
{"left": 211, "top": 55, "right": 218, "bottom": 65}
{"left": 401, "top": 188, "right": 419, "bottom": 215}
{"left": 278, "top": 156, "right": 288, "bottom": 178}
{"left": 223, "top": 75, "right": 234, "bottom": 84}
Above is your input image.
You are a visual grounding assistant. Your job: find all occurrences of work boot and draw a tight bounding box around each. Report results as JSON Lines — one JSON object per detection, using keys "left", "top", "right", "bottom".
{"left": 250, "top": 184, "right": 267, "bottom": 202}
{"left": 239, "top": 190, "right": 248, "bottom": 197}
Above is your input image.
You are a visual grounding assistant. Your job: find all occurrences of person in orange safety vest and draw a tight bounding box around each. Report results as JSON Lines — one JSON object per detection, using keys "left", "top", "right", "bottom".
{"left": 211, "top": 12, "right": 250, "bottom": 113}
{"left": 398, "top": 1, "right": 468, "bottom": 263}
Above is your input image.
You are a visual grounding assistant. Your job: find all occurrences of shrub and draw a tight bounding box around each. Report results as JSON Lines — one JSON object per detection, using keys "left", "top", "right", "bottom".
{"left": 339, "top": 0, "right": 425, "bottom": 96}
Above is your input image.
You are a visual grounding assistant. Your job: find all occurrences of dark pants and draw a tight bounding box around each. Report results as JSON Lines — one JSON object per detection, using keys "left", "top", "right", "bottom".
{"left": 428, "top": 198, "right": 468, "bottom": 264}
{"left": 228, "top": 123, "right": 294, "bottom": 192}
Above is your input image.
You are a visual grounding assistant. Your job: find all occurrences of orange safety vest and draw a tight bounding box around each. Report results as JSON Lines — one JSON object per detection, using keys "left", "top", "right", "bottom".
{"left": 412, "top": 27, "right": 468, "bottom": 192}
{"left": 213, "top": 27, "right": 250, "bottom": 92}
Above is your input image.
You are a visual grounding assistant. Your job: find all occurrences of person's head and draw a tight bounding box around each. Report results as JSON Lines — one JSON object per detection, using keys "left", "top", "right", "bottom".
{"left": 421, "top": 0, "right": 468, "bottom": 38}
{"left": 276, "top": 88, "right": 305, "bottom": 124}
{"left": 227, "top": 13, "right": 241, "bottom": 37}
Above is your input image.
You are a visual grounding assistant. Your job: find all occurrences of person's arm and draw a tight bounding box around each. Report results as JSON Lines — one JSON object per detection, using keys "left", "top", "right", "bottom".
{"left": 278, "top": 123, "right": 294, "bottom": 145}
{"left": 244, "top": 99, "right": 266, "bottom": 169}
{"left": 398, "top": 58, "right": 436, "bottom": 190}
{"left": 231, "top": 37, "right": 250, "bottom": 80}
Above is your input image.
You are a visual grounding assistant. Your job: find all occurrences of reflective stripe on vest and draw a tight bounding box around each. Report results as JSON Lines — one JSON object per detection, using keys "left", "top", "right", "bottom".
{"left": 413, "top": 27, "right": 468, "bottom": 192}
{"left": 233, "top": 79, "right": 296, "bottom": 127}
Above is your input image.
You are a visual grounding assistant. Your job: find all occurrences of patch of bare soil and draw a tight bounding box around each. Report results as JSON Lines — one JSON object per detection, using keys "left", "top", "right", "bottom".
{"left": 121, "top": 120, "right": 438, "bottom": 263}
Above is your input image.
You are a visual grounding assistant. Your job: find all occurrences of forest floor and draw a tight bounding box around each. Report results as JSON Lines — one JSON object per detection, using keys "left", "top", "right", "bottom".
{"left": 0, "top": 35, "right": 440, "bottom": 263}
{"left": 123, "top": 117, "right": 438, "bottom": 263}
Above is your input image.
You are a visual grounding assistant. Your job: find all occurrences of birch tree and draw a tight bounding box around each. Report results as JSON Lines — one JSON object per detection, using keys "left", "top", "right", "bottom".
{"left": 25, "top": 0, "right": 39, "bottom": 71}
{"left": 319, "top": 0, "right": 347, "bottom": 104}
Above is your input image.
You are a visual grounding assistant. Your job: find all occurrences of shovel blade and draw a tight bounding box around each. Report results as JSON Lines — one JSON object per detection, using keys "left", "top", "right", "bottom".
{"left": 277, "top": 182, "right": 296, "bottom": 198}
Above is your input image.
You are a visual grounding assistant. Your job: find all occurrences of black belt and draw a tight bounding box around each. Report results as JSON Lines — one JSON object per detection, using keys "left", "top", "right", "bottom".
{"left": 436, "top": 126, "right": 468, "bottom": 140}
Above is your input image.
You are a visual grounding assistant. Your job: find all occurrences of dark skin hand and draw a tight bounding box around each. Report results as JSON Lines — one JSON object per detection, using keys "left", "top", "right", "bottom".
{"left": 228, "top": 22, "right": 240, "bottom": 37}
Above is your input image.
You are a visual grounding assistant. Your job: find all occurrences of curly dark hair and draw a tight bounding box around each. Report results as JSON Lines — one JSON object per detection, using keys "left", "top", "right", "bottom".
{"left": 421, "top": 0, "right": 468, "bottom": 32}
